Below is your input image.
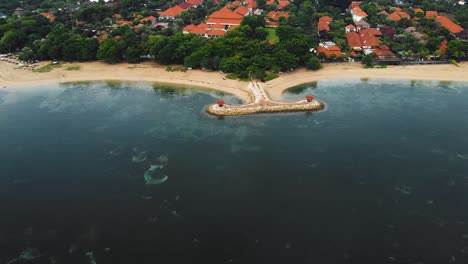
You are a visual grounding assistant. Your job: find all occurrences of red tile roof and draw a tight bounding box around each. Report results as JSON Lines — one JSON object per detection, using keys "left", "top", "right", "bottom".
{"left": 349, "top": 1, "right": 361, "bottom": 9}
{"left": 373, "top": 46, "right": 395, "bottom": 56}
{"left": 40, "top": 12, "right": 55, "bottom": 23}
{"left": 360, "top": 31, "right": 379, "bottom": 47}
{"left": 183, "top": 24, "right": 197, "bottom": 32}
{"left": 243, "top": 0, "right": 257, "bottom": 8}
{"left": 186, "top": 0, "right": 204, "bottom": 5}
{"left": 234, "top": 6, "right": 250, "bottom": 16}
{"left": 317, "top": 45, "right": 342, "bottom": 58}
{"left": 158, "top": 6, "right": 185, "bottom": 17}
{"left": 178, "top": 2, "right": 192, "bottom": 9}
{"left": 346, "top": 24, "right": 356, "bottom": 29}
{"left": 439, "top": 39, "right": 448, "bottom": 53}
{"left": 140, "top": 16, "right": 156, "bottom": 23}
{"left": 387, "top": 11, "right": 410, "bottom": 21}
{"left": 347, "top": 32, "right": 362, "bottom": 48}
{"left": 351, "top": 7, "right": 368, "bottom": 17}
{"left": 425, "top": 11, "right": 438, "bottom": 19}
{"left": 413, "top": 8, "right": 424, "bottom": 14}
{"left": 317, "top": 21, "right": 330, "bottom": 32}
{"left": 207, "top": 29, "right": 227, "bottom": 35}
{"left": 113, "top": 14, "right": 122, "bottom": 18}
{"left": 277, "top": 0, "right": 290, "bottom": 9}
{"left": 319, "top": 16, "right": 333, "bottom": 23}
{"left": 265, "top": 11, "right": 289, "bottom": 27}
{"left": 435, "top": 16, "right": 464, "bottom": 34}
{"left": 360, "top": 28, "right": 382, "bottom": 37}
{"left": 378, "top": 10, "right": 389, "bottom": 16}
{"left": 116, "top": 20, "right": 133, "bottom": 25}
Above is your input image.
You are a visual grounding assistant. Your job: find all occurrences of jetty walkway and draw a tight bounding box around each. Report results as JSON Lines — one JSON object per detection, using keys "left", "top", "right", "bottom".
{"left": 206, "top": 81, "right": 324, "bottom": 116}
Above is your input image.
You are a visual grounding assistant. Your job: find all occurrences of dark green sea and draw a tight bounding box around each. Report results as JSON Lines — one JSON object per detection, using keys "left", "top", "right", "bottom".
{"left": 1, "top": 80, "right": 468, "bottom": 264}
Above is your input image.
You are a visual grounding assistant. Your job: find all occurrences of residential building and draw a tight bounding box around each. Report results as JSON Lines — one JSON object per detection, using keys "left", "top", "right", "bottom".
{"left": 265, "top": 11, "right": 289, "bottom": 27}
{"left": 158, "top": 6, "right": 185, "bottom": 20}
{"left": 435, "top": 16, "right": 464, "bottom": 34}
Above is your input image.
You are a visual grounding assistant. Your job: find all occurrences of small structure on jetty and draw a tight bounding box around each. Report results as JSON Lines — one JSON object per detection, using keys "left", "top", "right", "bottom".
{"left": 206, "top": 81, "right": 325, "bottom": 116}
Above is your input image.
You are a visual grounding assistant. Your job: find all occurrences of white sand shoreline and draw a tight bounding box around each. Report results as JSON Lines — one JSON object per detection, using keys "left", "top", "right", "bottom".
{"left": 1, "top": 61, "right": 467, "bottom": 102}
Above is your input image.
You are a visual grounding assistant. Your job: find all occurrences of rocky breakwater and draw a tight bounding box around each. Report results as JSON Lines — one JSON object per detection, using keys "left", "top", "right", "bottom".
{"left": 206, "top": 82, "right": 325, "bottom": 116}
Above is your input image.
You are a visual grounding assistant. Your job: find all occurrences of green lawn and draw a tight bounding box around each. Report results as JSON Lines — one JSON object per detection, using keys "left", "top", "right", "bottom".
{"left": 266, "top": 28, "right": 279, "bottom": 43}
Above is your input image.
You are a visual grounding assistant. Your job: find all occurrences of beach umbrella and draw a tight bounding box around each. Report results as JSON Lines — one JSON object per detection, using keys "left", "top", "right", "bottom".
{"left": 217, "top": 99, "right": 225, "bottom": 107}
{"left": 306, "top": 95, "right": 314, "bottom": 102}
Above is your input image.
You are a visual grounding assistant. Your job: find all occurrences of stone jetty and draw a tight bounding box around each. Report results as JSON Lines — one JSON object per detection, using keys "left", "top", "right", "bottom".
{"left": 206, "top": 81, "right": 325, "bottom": 116}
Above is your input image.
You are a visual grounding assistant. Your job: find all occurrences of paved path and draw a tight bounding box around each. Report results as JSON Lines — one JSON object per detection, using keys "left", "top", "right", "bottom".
{"left": 207, "top": 81, "right": 325, "bottom": 116}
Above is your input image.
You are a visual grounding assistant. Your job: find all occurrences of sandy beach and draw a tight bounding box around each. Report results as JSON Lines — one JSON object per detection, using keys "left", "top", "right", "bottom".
{"left": 1, "top": 61, "right": 467, "bottom": 101}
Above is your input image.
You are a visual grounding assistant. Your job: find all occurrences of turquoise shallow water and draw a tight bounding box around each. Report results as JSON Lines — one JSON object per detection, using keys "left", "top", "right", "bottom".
{"left": 1, "top": 80, "right": 468, "bottom": 264}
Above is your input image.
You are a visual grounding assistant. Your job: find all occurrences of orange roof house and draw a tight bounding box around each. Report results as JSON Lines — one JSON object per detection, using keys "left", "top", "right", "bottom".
{"left": 425, "top": 11, "right": 438, "bottom": 19}
{"left": 345, "top": 24, "right": 356, "bottom": 33}
{"left": 317, "top": 21, "right": 330, "bottom": 32}
{"left": 413, "top": 8, "right": 424, "bottom": 14}
{"left": 277, "top": 0, "right": 290, "bottom": 9}
{"left": 158, "top": 6, "right": 185, "bottom": 19}
{"left": 360, "top": 28, "right": 382, "bottom": 37}
{"left": 183, "top": 23, "right": 228, "bottom": 38}
{"left": 347, "top": 32, "right": 362, "bottom": 50}
{"left": 116, "top": 20, "right": 133, "bottom": 25}
{"left": 243, "top": 0, "right": 257, "bottom": 8}
{"left": 360, "top": 31, "right": 380, "bottom": 47}
{"left": 317, "top": 45, "right": 342, "bottom": 58}
{"left": 349, "top": 1, "right": 361, "bottom": 10}
{"left": 234, "top": 6, "right": 250, "bottom": 16}
{"left": 267, "top": 0, "right": 289, "bottom": 9}
{"left": 265, "top": 11, "right": 289, "bottom": 27}
{"left": 439, "top": 39, "right": 448, "bottom": 53}
{"left": 206, "top": 8, "right": 243, "bottom": 25}
{"left": 435, "top": 16, "right": 464, "bottom": 34}
{"left": 378, "top": 10, "right": 389, "bottom": 16}
{"left": 317, "top": 16, "right": 333, "bottom": 33}
{"left": 140, "top": 16, "right": 156, "bottom": 23}
{"left": 387, "top": 11, "right": 410, "bottom": 22}
{"left": 40, "top": 12, "right": 55, "bottom": 23}
{"left": 186, "top": 0, "right": 204, "bottom": 6}
{"left": 319, "top": 16, "right": 333, "bottom": 23}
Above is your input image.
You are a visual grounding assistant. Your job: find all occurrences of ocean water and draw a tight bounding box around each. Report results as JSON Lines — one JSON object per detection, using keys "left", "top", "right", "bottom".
{"left": 1, "top": 80, "right": 468, "bottom": 264}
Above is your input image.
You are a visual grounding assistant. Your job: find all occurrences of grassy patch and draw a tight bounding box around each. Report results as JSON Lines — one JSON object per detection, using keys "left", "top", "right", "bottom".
{"left": 375, "top": 65, "right": 387, "bottom": 69}
{"left": 65, "top": 65, "right": 81, "bottom": 71}
{"left": 266, "top": 28, "right": 279, "bottom": 43}
{"left": 264, "top": 72, "right": 278, "bottom": 81}
{"left": 33, "top": 63, "right": 62, "bottom": 73}
{"left": 225, "top": 73, "right": 249, "bottom": 81}
{"left": 166, "top": 66, "right": 187, "bottom": 72}
{"left": 450, "top": 59, "right": 460, "bottom": 67}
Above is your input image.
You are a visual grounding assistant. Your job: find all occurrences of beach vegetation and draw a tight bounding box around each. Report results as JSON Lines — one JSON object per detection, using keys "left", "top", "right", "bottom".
{"left": 306, "top": 56, "right": 321, "bottom": 71}
{"left": 362, "top": 54, "right": 375, "bottom": 68}
{"left": 264, "top": 72, "right": 279, "bottom": 81}
{"left": 65, "top": 66, "right": 81, "bottom": 71}
{"left": 33, "top": 62, "right": 61, "bottom": 73}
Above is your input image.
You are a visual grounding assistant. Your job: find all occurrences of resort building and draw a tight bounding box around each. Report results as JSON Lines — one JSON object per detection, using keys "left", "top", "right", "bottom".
{"left": 183, "top": 6, "right": 248, "bottom": 38}
{"left": 158, "top": 6, "right": 185, "bottom": 20}
{"left": 347, "top": 28, "right": 382, "bottom": 54}
{"left": 316, "top": 42, "right": 342, "bottom": 58}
